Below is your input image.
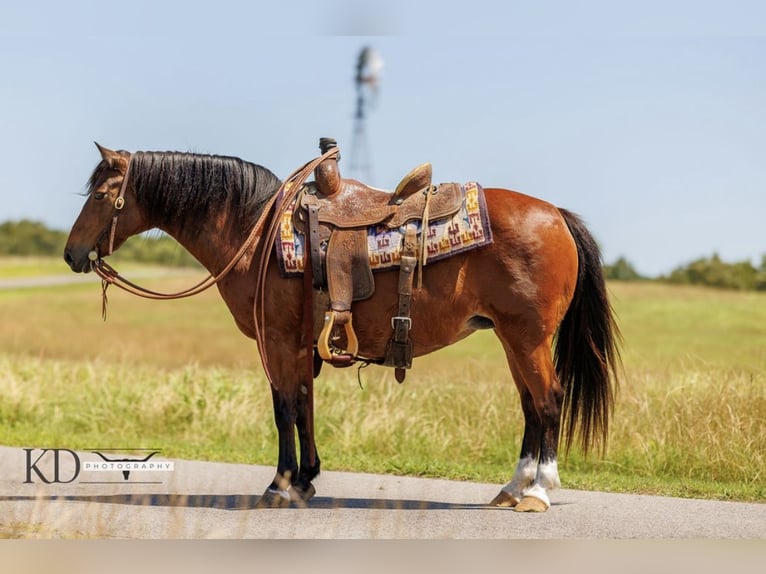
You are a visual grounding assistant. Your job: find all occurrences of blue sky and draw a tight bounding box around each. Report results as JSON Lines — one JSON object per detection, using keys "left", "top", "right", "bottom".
{"left": 1, "top": 1, "right": 764, "bottom": 276}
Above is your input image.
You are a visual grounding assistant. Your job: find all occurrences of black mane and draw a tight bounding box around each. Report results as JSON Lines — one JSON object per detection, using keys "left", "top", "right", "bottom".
{"left": 127, "top": 151, "right": 282, "bottom": 227}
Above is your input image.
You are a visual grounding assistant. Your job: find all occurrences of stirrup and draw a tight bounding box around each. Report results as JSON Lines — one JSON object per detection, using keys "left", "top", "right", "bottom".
{"left": 317, "top": 310, "right": 359, "bottom": 361}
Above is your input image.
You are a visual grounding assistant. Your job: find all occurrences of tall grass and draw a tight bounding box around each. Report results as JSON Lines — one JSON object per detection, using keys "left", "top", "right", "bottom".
{"left": 0, "top": 261, "right": 764, "bottom": 502}
{"left": 0, "top": 355, "right": 275, "bottom": 461}
{"left": 1, "top": 353, "right": 763, "bottom": 501}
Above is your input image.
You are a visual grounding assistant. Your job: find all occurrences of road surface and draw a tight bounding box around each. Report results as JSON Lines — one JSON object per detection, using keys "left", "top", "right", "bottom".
{"left": 0, "top": 446, "right": 763, "bottom": 539}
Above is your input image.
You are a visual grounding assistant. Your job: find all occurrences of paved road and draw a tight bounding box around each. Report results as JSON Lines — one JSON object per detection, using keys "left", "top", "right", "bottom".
{"left": 0, "top": 446, "right": 763, "bottom": 539}
{"left": 0, "top": 274, "right": 99, "bottom": 289}
{"left": 0, "top": 269, "right": 198, "bottom": 290}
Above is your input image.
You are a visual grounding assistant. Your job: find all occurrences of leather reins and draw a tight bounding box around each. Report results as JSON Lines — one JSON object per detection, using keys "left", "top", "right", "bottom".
{"left": 252, "top": 147, "right": 340, "bottom": 386}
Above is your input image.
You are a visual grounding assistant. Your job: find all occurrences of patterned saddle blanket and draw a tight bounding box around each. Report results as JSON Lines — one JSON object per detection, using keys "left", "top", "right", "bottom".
{"left": 276, "top": 181, "right": 493, "bottom": 276}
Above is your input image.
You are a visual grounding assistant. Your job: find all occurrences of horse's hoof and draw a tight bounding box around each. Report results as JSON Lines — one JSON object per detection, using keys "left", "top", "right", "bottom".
{"left": 292, "top": 482, "right": 317, "bottom": 503}
{"left": 513, "top": 495, "right": 549, "bottom": 513}
{"left": 255, "top": 483, "right": 316, "bottom": 508}
{"left": 256, "top": 488, "right": 292, "bottom": 509}
{"left": 489, "top": 490, "right": 520, "bottom": 508}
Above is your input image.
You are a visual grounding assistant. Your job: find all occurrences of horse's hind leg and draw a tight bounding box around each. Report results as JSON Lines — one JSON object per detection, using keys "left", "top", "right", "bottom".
{"left": 490, "top": 365, "right": 541, "bottom": 507}
{"left": 493, "top": 336, "right": 563, "bottom": 512}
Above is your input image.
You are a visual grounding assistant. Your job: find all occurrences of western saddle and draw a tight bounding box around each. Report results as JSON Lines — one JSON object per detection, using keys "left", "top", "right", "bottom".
{"left": 294, "top": 138, "right": 463, "bottom": 382}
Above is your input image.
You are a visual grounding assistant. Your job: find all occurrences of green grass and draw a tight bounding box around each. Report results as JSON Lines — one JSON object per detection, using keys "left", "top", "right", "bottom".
{"left": 0, "top": 261, "right": 764, "bottom": 503}
{"left": 611, "top": 281, "right": 766, "bottom": 372}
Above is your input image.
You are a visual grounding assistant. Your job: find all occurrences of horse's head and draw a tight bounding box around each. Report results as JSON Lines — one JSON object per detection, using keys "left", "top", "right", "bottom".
{"left": 64, "top": 143, "right": 149, "bottom": 273}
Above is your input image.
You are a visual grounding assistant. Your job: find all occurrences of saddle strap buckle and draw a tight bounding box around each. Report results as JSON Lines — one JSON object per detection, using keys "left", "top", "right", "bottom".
{"left": 390, "top": 316, "right": 412, "bottom": 341}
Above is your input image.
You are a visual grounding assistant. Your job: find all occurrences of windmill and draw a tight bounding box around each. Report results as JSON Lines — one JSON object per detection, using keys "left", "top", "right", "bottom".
{"left": 349, "top": 46, "right": 383, "bottom": 184}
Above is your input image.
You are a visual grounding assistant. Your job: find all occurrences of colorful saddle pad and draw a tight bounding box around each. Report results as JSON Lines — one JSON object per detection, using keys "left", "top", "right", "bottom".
{"left": 276, "top": 181, "right": 493, "bottom": 276}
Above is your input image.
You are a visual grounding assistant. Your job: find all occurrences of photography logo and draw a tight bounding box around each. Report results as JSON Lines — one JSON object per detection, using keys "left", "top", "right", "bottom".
{"left": 23, "top": 448, "right": 175, "bottom": 485}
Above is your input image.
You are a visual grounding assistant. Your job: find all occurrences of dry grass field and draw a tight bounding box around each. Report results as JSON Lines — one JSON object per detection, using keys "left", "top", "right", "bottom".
{"left": 0, "top": 259, "right": 764, "bottom": 502}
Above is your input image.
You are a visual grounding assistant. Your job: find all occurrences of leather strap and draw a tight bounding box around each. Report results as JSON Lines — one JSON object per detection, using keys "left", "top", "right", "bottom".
{"left": 253, "top": 147, "right": 341, "bottom": 387}
{"left": 385, "top": 223, "right": 417, "bottom": 382}
{"left": 416, "top": 186, "right": 434, "bottom": 288}
{"left": 307, "top": 201, "right": 323, "bottom": 290}
{"left": 107, "top": 157, "right": 132, "bottom": 256}
{"left": 301, "top": 221, "right": 318, "bottom": 467}
{"left": 396, "top": 223, "right": 418, "bottom": 338}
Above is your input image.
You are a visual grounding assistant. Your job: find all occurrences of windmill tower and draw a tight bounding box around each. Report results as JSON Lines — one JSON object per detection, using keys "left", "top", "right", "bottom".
{"left": 349, "top": 46, "right": 383, "bottom": 184}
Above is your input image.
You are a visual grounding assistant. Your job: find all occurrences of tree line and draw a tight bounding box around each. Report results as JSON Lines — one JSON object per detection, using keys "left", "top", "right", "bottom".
{"left": 0, "top": 219, "right": 200, "bottom": 268}
{"left": 604, "top": 254, "right": 766, "bottom": 291}
{"left": 2, "top": 219, "right": 764, "bottom": 290}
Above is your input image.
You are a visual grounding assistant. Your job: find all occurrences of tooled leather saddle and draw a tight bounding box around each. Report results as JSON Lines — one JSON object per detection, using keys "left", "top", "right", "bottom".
{"left": 294, "top": 138, "right": 464, "bottom": 382}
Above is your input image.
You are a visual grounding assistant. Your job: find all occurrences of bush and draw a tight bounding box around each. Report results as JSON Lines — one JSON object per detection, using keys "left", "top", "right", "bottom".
{"left": 663, "top": 253, "right": 765, "bottom": 291}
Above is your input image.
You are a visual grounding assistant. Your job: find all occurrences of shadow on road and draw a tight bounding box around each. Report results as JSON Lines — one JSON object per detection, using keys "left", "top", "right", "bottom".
{"left": 0, "top": 493, "right": 503, "bottom": 511}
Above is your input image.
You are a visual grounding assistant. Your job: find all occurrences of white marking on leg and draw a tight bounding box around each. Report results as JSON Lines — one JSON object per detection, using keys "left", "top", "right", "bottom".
{"left": 536, "top": 459, "right": 561, "bottom": 490}
{"left": 520, "top": 483, "right": 551, "bottom": 508}
{"left": 519, "top": 460, "right": 560, "bottom": 509}
{"left": 502, "top": 455, "right": 537, "bottom": 499}
{"left": 267, "top": 487, "right": 291, "bottom": 501}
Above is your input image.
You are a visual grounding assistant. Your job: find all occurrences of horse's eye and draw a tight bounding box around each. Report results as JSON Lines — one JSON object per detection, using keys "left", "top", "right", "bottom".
{"left": 93, "top": 192, "right": 106, "bottom": 200}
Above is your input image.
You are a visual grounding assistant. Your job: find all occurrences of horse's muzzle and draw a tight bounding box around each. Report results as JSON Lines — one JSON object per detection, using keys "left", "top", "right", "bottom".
{"left": 63, "top": 245, "right": 94, "bottom": 274}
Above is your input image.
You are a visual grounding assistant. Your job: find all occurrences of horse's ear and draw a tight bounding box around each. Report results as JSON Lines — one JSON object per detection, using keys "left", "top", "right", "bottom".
{"left": 94, "top": 142, "right": 124, "bottom": 170}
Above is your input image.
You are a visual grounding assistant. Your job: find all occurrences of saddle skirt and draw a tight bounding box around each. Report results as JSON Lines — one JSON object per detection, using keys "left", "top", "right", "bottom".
{"left": 276, "top": 181, "right": 493, "bottom": 277}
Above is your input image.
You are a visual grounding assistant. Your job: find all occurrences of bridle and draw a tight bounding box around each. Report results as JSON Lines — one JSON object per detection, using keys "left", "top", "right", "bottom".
{"left": 89, "top": 152, "right": 265, "bottom": 307}
{"left": 105, "top": 157, "right": 131, "bottom": 258}
{"left": 89, "top": 152, "right": 276, "bottom": 305}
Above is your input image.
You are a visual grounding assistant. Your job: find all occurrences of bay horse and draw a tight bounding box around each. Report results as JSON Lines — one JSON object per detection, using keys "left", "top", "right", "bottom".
{"left": 64, "top": 143, "right": 620, "bottom": 512}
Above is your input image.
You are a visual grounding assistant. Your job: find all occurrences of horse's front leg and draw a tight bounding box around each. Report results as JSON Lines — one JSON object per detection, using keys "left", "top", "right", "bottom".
{"left": 254, "top": 264, "right": 322, "bottom": 507}
{"left": 256, "top": 352, "right": 320, "bottom": 508}
{"left": 294, "top": 363, "right": 321, "bottom": 499}
{"left": 256, "top": 384, "right": 300, "bottom": 507}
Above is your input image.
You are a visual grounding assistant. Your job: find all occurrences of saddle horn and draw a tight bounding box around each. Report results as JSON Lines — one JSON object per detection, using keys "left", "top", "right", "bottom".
{"left": 315, "top": 137, "right": 342, "bottom": 197}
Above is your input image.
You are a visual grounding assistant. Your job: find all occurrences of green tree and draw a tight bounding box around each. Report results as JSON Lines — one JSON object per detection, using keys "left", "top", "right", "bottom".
{"left": 756, "top": 255, "right": 766, "bottom": 291}
{"left": 0, "top": 220, "right": 67, "bottom": 256}
{"left": 0, "top": 220, "right": 200, "bottom": 267}
{"left": 603, "top": 256, "right": 643, "bottom": 281}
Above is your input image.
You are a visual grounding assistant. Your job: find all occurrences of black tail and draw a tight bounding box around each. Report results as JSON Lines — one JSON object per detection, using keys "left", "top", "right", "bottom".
{"left": 556, "top": 209, "right": 622, "bottom": 455}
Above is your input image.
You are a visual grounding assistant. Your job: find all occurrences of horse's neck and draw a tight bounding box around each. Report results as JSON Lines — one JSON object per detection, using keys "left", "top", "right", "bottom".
{"left": 158, "top": 210, "right": 251, "bottom": 276}
{"left": 134, "top": 159, "right": 279, "bottom": 275}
